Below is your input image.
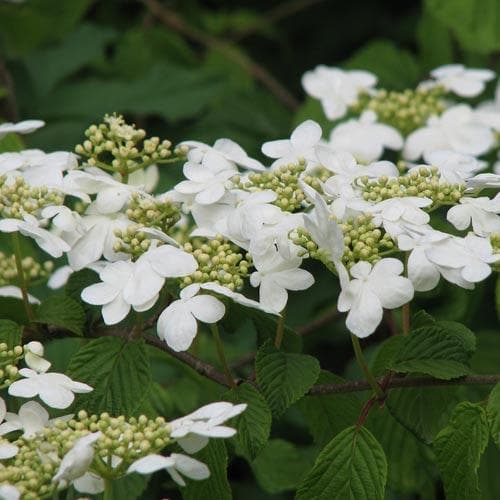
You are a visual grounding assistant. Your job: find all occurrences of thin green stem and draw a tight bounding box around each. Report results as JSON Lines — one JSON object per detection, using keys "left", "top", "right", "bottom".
{"left": 274, "top": 309, "right": 286, "bottom": 349}
{"left": 11, "top": 232, "right": 35, "bottom": 323}
{"left": 350, "top": 334, "right": 384, "bottom": 399}
{"left": 103, "top": 479, "right": 113, "bottom": 500}
{"left": 210, "top": 323, "right": 236, "bottom": 388}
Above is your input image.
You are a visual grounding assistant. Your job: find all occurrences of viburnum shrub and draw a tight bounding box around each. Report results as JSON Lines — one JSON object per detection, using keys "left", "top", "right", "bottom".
{"left": 0, "top": 63, "right": 499, "bottom": 499}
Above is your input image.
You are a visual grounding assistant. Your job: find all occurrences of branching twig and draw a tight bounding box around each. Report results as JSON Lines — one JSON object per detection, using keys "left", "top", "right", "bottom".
{"left": 140, "top": 0, "right": 299, "bottom": 110}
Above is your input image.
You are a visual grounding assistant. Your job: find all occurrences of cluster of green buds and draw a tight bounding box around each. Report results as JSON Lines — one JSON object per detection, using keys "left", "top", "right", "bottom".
{"left": 0, "top": 343, "right": 23, "bottom": 389}
{"left": 125, "top": 193, "right": 181, "bottom": 233}
{"left": 0, "top": 411, "right": 170, "bottom": 499}
{"left": 233, "top": 162, "right": 307, "bottom": 211}
{"left": 358, "top": 167, "right": 464, "bottom": 207}
{"left": 181, "top": 235, "right": 251, "bottom": 290}
{"left": 0, "top": 176, "right": 63, "bottom": 219}
{"left": 339, "top": 214, "right": 395, "bottom": 268}
{"left": 113, "top": 225, "right": 152, "bottom": 258}
{"left": 75, "top": 114, "right": 186, "bottom": 181}
{"left": 301, "top": 166, "right": 333, "bottom": 193}
{"left": 0, "top": 252, "right": 53, "bottom": 286}
{"left": 351, "top": 86, "right": 446, "bottom": 135}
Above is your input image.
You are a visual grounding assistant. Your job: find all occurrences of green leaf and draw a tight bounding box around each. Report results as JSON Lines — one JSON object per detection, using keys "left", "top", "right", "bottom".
{"left": 110, "top": 474, "right": 149, "bottom": 500}
{"left": 23, "top": 23, "right": 116, "bottom": 96}
{"left": 425, "top": 0, "right": 500, "bottom": 54}
{"left": 391, "top": 323, "right": 476, "bottom": 379}
{"left": 343, "top": 39, "right": 420, "bottom": 90}
{"left": 67, "top": 337, "right": 151, "bottom": 416}
{"left": 411, "top": 310, "right": 435, "bottom": 329}
{"left": 479, "top": 443, "right": 500, "bottom": 500}
{"left": 487, "top": 382, "right": 500, "bottom": 448}
{"left": 35, "top": 294, "right": 85, "bottom": 336}
{"left": 182, "top": 441, "right": 231, "bottom": 500}
{"left": 64, "top": 268, "right": 99, "bottom": 301}
{"left": 368, "top": 409, "right": 434, "bottom": 494}
{"left": 0, "top": 320, "right": 22, "bottom": 348}
{"left": 255, "top": 341, "right": 320, "bottom": 417}
{"left": 496, "top": 276, "right": 500, "bottom": 321}
{"left": 297, "top": 371, "right": 362, "bottom": 447}
{"left": 251, "top": 439, "right": 311, "bottom": 494}
{"left": 434, "top": 402, "right": 489, "bottom": 500}
{"left": 371, "top": 336, "right": 404, "bottom": 377}
{"left": 224, "top": 382, "right": 272, "bottom": 460}
{"left": 0, "top": 297, "right": 36, "bottom": 325}
{"left": 296, "top": 426, "right": 387, "bottom": 500}
{"left": 0, "top": 133, "right": 24, "bottom": 153}
{"left": 387, "top": 383, "right": 459, "bottom": 443}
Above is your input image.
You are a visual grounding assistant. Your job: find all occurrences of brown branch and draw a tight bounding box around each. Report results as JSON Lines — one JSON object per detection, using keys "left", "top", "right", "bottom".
{"left": 309, "top": 374, "right": 500, "bottom": 395}
{"left": 297, "top": 306, "right": 338, "bottom": 336}
{"left": 140, "top": 0, "right": 299, "bottom": 110}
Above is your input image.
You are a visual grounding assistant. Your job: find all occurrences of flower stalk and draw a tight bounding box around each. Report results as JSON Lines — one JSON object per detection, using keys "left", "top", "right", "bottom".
{"left": 210, "top": 323, "right": 236, "bottom": 388}
{"left": 350, "top": 334, "right": 384, "bottom": 399}
{"left": 11, "top": 232, "right": 35, "bottom": 323}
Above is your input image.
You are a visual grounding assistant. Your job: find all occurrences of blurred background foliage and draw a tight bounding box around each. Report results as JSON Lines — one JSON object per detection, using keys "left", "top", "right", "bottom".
{"left": 1, "top": 0, "right": 500, "bottom": 499}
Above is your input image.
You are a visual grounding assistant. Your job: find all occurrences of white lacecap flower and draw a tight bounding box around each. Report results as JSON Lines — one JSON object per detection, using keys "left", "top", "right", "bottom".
{"left": 127, "top": 453, "right": 210, "bottom": 486}
{"left": 250, "top": 251, "right": 314, "bottom": 313}
{"left": 430, "top": 64, "right": 495, "bottom": 97}
{"left": 337, "top": 258, "right": 414, "bottom": 337}
{"left": 52, "top": 432, "right": 102, "bottom": 487}
{"left": 169, "top": 401, "right": 247, "bottom": 453}
{"left": 0, "top": 120, "right": 45, "bottom": 139}
{"left": 0, "top": 401, "right": 49, "bottom": 438}
{"left": 157, "top": 284, "right": 226, "bottom": 352}
{"left": 329, "top": 110, "right": 403, "bottom": 163}
{"left": 261, "top": 120, "right": 323, "bottom": 168}
{"left": 8, "top": 369, "right": 93, "bottom": 409}
{"left": 447, "top": 195, "right": 500, "bottom": 236}
{"left": 403, "top": 104, "right": 495, "bottom": 160}
{"left": 301, "top": 65, "right": 377, "bottom": 120}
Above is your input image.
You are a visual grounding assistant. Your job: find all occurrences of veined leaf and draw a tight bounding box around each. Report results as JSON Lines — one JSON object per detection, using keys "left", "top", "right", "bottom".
{"left": 255, "top": 341, "right": 320, "bottom": 417}
{"left": 296, "top": 426, "right": 387, "bottom": 500}
{"left": 36, "top": 294, "right": 86, "bottom": 336}
{"left": 0, "top": 319, "right": 22, "bottom": 348}
{"left": 434, "top": 402, "right": 489, "bottom": 500}
{"left": 487, "top": 382, "right": 500, "bottom": 448}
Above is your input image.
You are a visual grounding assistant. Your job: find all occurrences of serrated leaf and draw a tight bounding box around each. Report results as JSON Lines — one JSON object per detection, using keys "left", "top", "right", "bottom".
{"left": 255, "top": 341, "right": 320, "bottom": 417}
{"left": 371, "top": 336, "right": 404, "bottom": 377}
{"left": 64, "top": 268, "right": 99, "bottom": 301}
{"left": 434, "top": 402, "right": 489, "bottom": 500}
{"left": 297, "top": 371, "right": 362, "bottom": 447}
{"left": 296, "top": 426, "right": 387, "bottom": 500}
{"left": 182, "top": 440, "right": 231, "bottom": 500}
{"left": 387, "top": 383, "right": 459, "bottom": 443}
{"left": 368, "top": 409, "right": 434, "bottom": 494}
{"left": 343, "top": 39, "right": 419, "bottom": 90}
{"left": 111, "top": 473, "right": 148, "bottom": 500}
{"left": 425, "top": 0, "right": 500, "bottom": 54}
{"left": 0, "top": 297, "right": 35, "bottom": 325}
{"left": 0, "top": 320, "right": 22, "bottom": 348}
{"left": 411, "top": 310, "right": 435, "bottom": 329}
{"left": 67, "top": 337, "right": 151, "bottom": 416}
{"left": 36, "top": 294, "right": 85, "bottom": 336}
{"left": 224, "top": 383, "right": 271, "bottom": 460}
{"left": 251, "top": 439, "right": 311, "bottom": 494}
{"left": 487, "top": 383, "right": 500, "bottom": 448}
{"left": 391, "top": 323, "right": 476, "bottom": 379}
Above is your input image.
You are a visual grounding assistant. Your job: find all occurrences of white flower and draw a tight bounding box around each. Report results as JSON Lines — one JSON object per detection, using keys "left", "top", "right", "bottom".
{"left": 48, "top": 265, "right": 74, "bottom": 289}
{"left": 73, "top": 472, "right": 105, "bottom": 494}
{"left": 447, "top": 195, "right": 500, "bottom": 236}
{"left": 369, "top": 196, "right": 432, "bottom": 237}
{"left": 8, "top": 369, "right": 93, "bottom": 409}
{"left": 0, "top": 401, "right": 49, "bottom": 438}
{"left": 0, "top": 120, "right": 45, "bottom": 139}
{"left": 250, "top": 251, "right": 314, "bottom": 313}
{"left": 0, "top": 484, "right": 20, "bottom": 500}
{"left": 182, "top": 139, "right": 264, "bottom": 171}
{"left": 0, "top": 215, "right": 71, "bottom": 258}
{"left": 0, "top": 286, "right": 39, "bottom": 304}
{"left": 41, "top": 205, "right": 81, "bottom": 233}
{"left": 261, "top": 120, "right": 323, "bottom": 168}
{"left": 121, "top": 164, "right": 159, "bottom": 193}
{"left": 52, "top": 432, "right": 101, "bottom": 487}
{"left": 169, "top": 401, "right": 247, "bottom": 453}
{"left": 329, "top": 111, "right": 403, "bottom": 163}
{"left": 0, "top": 441, "right": 18, "bottom": 459}
{"left": 425, "top": 233, "right": 499, "bottom": 286}
{"left": 419, "top": 150, "right": 485, "bottom": 184}
{"left": 24, "top": 341, "right": 51, "bottom": 373}
{"left": 302, "top": 65, "right": 377, "bottom": 120}
{"left": 157, "top": 284, "right": 225, "bottom": 352}
{"left": 403, "top": 105, "right": 495, "bottom": 160}
{"left": 430, "top": 64, "right": 495, "bottom": 97}
{"left": 466, "top": 173, "right": 500, "bottom": 191}
{"left": 337, "top": 258, "right": 414, "bottom": 337}
{"left": 127, "top": 453, "right": 209, "bottom": 486}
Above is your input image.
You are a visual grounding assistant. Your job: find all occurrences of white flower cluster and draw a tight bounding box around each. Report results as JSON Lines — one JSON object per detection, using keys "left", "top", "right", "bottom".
{"left": 1, "top": 64, "right": 499, "bottom": 348}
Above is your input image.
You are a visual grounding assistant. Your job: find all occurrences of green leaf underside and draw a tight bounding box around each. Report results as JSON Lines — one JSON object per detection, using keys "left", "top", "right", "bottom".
{"left": 296, "top": 426, "right": 387, "bottom": 500}
{"left": 224, "top": 382, "right": 272, "bottom": 460}
{"left": 67, "top": 337, "right": 151, "bottom": 416}
{"left": 255, "top": 341, "right": 320, "bottom": 417}
{"left": 434, "top": 402, "right": 489, "bottom": 500}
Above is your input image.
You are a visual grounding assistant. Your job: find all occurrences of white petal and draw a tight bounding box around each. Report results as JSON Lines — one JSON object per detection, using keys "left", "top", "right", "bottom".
{"left": 0, "top": 442, "right": 18, "bottom": 459}
{"left": 176, "top": 434, "right": 209, "bottom": 454}
{"left": 259, "top": 278, "right": 288, "bottom": 313}
{"left": 346, "top": 288, "right": 383, "bottom": 338}
{"left": 171, "top": 453, "right": 210, "bottom": 481}
{"left": 81, "top": 283, "right": 119, "bottom": 306}
{"left": 157, "top": 301, "right": 198, "bottom": 352}
{"left": 147, "top": 246, "right": 198, "bottom": 277}
{"left": 291, "top": 120, "right": 322, "bottom": 150}
{"left": 188, "top": 295, "right": 225, "bottom": 324}
{"left": 8, "top": 379, "right": 39, "bottom": 399}
{"left": 74, "top": 472, "right": 105, "bottom": 494}
{"left": 39, "top": 386, "right": 75, "bottom": 410}
{"left": 128, "top": 454, "right": 174, "bottom": 475}
{"left": 272, "top": 268, "right": 315, "bottom": 291}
